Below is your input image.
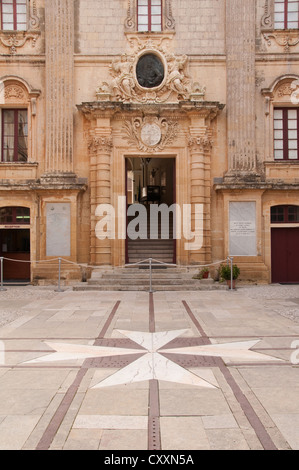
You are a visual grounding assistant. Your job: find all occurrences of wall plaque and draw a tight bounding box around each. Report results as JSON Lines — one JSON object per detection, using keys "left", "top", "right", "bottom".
{"left": 46, "top": 203, "right": 71, "bottom": 257}
{"left": 229, "top": 202, "right": 257, "bottom": 256}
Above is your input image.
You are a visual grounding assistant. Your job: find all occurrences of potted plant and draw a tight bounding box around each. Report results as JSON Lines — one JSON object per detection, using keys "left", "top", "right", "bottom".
{"left": 199, "top": 267, "right": 209, "bottom": 279}
{"left": 219, "top": 264, "right": 240, "bottom": 289}
{"left": 192, "top": 267, "right": 209, "bottom": 280}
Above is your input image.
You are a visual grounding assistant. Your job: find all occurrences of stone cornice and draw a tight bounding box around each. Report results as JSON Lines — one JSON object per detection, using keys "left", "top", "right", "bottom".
{"left": 77, "top": 100, "right": 225, "bottom": 121}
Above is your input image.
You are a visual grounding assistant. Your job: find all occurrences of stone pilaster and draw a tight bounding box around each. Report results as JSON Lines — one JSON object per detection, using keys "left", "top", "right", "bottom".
{"left": 226, "top": 0, "right": 257, "bottom": 175}
{"left": 45, "top": 0, "right": 74, "bottom": 174}
{"left": 89, "top": 132, "right": 113, "bottom": 265}
{"left": 188, "top": 127, "right": 213, "bottom": 264}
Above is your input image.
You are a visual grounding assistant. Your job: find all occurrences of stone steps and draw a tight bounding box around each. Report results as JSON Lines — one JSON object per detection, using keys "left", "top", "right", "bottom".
{"left": 73, "top": 266, "right": 227, "bottom": 292}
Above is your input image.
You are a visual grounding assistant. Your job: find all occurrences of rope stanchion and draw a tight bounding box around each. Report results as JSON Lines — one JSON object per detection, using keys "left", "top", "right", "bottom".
{"left": 0, "top": 257, "right": 7, "bottom": 292}
{"left": 0, "top": 255, "right": 237, "bottom": 293}
{"left": 54, "top": 258, "right": 64, "bottom": 293}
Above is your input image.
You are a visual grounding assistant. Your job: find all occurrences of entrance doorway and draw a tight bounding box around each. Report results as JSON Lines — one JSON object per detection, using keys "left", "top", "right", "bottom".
{"left": 271, "top": 205, "right": 299, "bottom": 283}
{"left": 126, "top": 157, "right": 176, "bottom": 264}
{"left": 0, "top": 207, "right": 31, "bottom": 281}
{"left": 271, "top": 228, "right": 299, "bottom": 283}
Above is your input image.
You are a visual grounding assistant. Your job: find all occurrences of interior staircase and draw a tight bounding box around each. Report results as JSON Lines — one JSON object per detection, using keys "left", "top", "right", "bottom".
{"left": 126, "top": 208, "right": 175, "bottom": 264}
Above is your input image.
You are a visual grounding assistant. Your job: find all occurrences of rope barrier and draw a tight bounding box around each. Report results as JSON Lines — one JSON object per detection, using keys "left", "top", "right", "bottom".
{"left": 0, "top": 255, "right": 236, "bottom": 293}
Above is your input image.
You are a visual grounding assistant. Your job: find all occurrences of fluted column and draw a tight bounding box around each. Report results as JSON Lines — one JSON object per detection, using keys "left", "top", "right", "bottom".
{"left": 89, "top": 133, "right": 113, "bottom": 265}
{"left": 45, "top": 0, "right": 74, "bottom": 173}
{"left": 226, "top": 0, "right": 256, "bottom": 173}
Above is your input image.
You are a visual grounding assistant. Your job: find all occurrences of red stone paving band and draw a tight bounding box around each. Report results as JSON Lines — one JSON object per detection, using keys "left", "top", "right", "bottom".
{"left": 148, "top": 292, "right": 162, "bottom": 451}
{"left": 182, "top": 300, "right": 278, "bottom": 451}
{"left": 35, "top": 300, "right": 121, "bottom": 451}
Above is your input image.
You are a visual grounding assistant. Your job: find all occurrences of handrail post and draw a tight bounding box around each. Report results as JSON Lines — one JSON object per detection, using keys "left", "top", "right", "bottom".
{"left": 55, "top": 257, "right": 64, "bottom": 292}
{"left": 149, "top": 257, "right": 153, "bottom": 293}
{"left": 0, "top": 257, "right": 7, "bottom": 291}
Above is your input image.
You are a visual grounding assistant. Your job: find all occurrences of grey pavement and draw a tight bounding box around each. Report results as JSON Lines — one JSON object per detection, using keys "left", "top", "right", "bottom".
{"left": 0, "top": 284, "right": 299, "bottom": 451}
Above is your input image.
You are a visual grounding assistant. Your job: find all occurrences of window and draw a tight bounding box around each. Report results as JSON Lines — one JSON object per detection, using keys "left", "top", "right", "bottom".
{"left": 1, "top": 109, "right": 28, "bottom": 162}
{"left": 1, "top": 0, "right": 27, "bottom": 31}
{"left": 274, "top": 0, "right": 299, "bottom": 29}
{"left": 0, "top": 207, "right": 30, "bottom": 225}
{"left": 137, "top": 0, "right": 162, "bottom": 32}
{"left": 271, "top": 205, "right": 299, "bottom": 223}
{"left": 274, "top": 108, "right": 299, "bottom": 160}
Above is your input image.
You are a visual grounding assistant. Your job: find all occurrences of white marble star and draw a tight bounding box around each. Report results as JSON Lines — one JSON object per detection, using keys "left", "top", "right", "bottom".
{"left": 22, "top": 330, "right": 282, "bottom": 389}
{"left": 23, "top": 341, "right": 144, "bottom": 364}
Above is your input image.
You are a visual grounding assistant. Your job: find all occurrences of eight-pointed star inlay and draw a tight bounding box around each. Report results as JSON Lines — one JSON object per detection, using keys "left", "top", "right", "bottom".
{"left": 23, "top": 329, "right": 281, "bottom": 389}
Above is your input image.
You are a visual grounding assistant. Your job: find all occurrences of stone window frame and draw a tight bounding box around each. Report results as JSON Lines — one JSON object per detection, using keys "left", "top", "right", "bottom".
{"left": 273, "top": 107, "right": 299, "bottom": 161}
{"left": 0, "top": 76, "right": 40, "bottom": 164}
{"left": 261, "top": 0, "right": 299, "bottom": 30}
{"left": 1, "top": 0, "right": 27, "bottom": 31}
{"left": 262, "top": 74, "right": 299, "bottom": 163}
{"left": 125, "top": 0, "right": 175, "bottom": 33}
{"left": 0, "top": 0, "right": 40, "bottom": 54}
{"left": 1, "top": 108, "right": 29, "bottom": 162}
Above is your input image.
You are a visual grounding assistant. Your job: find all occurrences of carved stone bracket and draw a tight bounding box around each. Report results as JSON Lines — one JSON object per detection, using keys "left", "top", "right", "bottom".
{"left": 263, "top": 32, "right": 299, "bottom": 52}
{"left": 261, "top": 0, "right": 274, "bottom": 30}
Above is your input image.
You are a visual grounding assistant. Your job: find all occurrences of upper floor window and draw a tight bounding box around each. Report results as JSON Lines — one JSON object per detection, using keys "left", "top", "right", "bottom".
{"left": 1, "top": 109, "right": 28, "bottom": 162}
{"left": 274, "top": 0, "right": 299, "bottom": 29}
{"left": 1, "top": 0, "right": 27, "bottom": 31}
{"left": 137, "top": 0, "right": 162, "bottom": 32}
{"left": 274, "top": 108, "right": 299, "bottom": 160}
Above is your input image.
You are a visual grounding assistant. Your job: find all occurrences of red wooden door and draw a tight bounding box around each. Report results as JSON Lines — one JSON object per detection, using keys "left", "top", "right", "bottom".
{"left": 0, "top": 229, "right": 30, "bottom": 281}
{"left": 271, "top": 228, "right": 299, "bottom": 283}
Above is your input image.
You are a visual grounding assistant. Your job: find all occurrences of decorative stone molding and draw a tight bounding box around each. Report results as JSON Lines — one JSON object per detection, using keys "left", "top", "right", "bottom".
{"left": 263, "top": 32, "right": 299, "bottom": 52}
{"left": 0, "top": 0, "right": 41, "bottom": 54}
{"left": 124, "top": 0, "right": 175, "bottom": 32}
{"left": 125, "top": 0, "right": 135, "bottom": 31}
{"left": 88, "top": 136, "right": 113, "bottom": 154}
{"left": 188, "top": 135, "right": 213, "bottom": 153}
{"left": 0, "top": 31, "right": 39, "bottom": 54}
{"left": 29, "top": 0, "right": 41, "bottom": 31}
{"left": 261, "top": 0, "right": 274, "bottom": 30}
{"left": 262, "top": 75, "right": 299, "bottom": 102}
{"left": 0, "top": 77, "right": 41, "bottom": 105}
{"left": 4, "top": 84, "right": 26, "bottom": 102}
{"left": 123, "top": 116, "right": 179, "bottom": 152}
{"left": 97, "top": 39, "right": 203, "bottom": 104}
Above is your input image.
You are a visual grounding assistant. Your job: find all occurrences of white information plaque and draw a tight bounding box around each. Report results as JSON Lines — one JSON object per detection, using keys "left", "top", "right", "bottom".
{"left": 229, "top": 202, "right": 257, "bottom": 256}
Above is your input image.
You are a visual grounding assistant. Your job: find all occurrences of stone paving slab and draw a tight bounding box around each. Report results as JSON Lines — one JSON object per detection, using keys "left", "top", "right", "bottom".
{"left": 0, "top": 285, "right": 298, "bottom": 451}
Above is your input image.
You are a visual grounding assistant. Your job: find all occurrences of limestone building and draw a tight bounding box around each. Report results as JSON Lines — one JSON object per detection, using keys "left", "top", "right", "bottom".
{"left": 0, "top": 0, "right": 299, "bottom": 285}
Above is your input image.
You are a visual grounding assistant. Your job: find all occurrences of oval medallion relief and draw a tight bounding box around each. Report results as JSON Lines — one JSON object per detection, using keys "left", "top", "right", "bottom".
{"left": 140, "top": 123, "right": 162, "bottom": 147}
{"left": 136, "top": 53, "right": 165, "bottom": 89}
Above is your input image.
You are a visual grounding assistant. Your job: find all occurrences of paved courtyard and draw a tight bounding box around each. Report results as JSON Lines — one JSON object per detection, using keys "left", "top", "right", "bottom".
{"left": 0, "top": 284, "right": 299, "bottom": 451}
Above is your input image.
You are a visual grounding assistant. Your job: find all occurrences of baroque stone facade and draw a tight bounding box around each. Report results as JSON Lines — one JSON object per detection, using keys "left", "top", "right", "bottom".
{"left": 0, "top": 0, "right": 299, "bottom": 284}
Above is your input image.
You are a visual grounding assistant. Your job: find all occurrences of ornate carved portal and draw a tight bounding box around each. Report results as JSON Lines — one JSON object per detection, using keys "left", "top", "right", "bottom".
{"left": 78, "top": 36, "right": 224, "bottom": 267}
